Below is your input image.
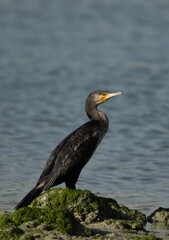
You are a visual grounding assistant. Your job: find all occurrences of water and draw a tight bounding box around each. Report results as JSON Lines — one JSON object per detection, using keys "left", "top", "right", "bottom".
{"left": 1, "top": 0, "right": 169, "bottom": 220}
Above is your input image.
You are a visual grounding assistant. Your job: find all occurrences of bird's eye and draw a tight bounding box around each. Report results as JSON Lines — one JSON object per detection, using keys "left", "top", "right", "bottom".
{"left": 102, "top": 93, "right": 106, "bottom": 96}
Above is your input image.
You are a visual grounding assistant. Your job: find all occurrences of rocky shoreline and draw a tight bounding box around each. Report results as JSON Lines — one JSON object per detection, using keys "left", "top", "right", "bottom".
{"left": 0, "top": 189, "right": 169, "bottom": 240}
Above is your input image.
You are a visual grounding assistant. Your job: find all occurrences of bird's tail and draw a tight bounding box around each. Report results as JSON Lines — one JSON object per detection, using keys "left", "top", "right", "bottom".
{"left": 14, "top": 186, "right": 43, "bottom": 210}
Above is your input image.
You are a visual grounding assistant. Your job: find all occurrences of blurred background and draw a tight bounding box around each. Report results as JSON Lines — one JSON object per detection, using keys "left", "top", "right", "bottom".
{"left": 0, "top": 0, "right": 169, "bottom": 218}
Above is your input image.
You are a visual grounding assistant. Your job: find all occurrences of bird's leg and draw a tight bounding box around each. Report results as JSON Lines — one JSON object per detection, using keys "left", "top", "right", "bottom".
{"left": 65, "top": 182, "right": 76, "bottom": 189}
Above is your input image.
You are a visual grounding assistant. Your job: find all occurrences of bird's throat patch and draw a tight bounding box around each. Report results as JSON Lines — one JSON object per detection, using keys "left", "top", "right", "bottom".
{"left": 101, "top": 96, "right": 108, "bottom": 102}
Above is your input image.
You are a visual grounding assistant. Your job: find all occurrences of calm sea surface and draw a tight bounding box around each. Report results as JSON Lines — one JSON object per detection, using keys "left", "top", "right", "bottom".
{"left": 1, "top": 0, "right": 169, "bottom": 221}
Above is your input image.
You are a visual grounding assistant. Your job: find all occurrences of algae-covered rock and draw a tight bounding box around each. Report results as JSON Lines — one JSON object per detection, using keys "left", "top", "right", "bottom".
{"left": 147, "top": 207, "right": 169, "bottom": 225}
{"left": 0, "top": 210, "right": 24, "bottom": 240}
{"left": 31, "top": 188, "right": 120, "bottom": 223}
{"left": 31, "top": 188, "right": 146, "bottom": 229}
{"left": 11, "top": 205, "right": 84, "bottom": 236}
{"left": 147, "top": 207, "right": 169, "bottom": 231}
{"left": 1, "top": 189, "right": 147, "bottom": 239}
{"left": 132, "top": 236, "right": 163, "bottom": 240}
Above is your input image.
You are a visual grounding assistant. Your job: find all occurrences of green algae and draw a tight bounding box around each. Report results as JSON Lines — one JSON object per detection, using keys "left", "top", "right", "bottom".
{"left": 0, "top": 211, "right": 24, "bottom": 240}
{"left": 147, "top": 207, "right": 169, "bottom": 225}
{"left": 40, "top": 207, "right": 84, "bottom": 235}
{"left": 105, "top": 218, "right": 145, "bottom": 231}
{"left": 132, "top": 236, "right": 163, "bottom": 240}
{"left": 31, "top": 188, "right": 119, "bottom": 224}
{"left": 147, "top": 207, "right": 169, "bottom": 232}
{"left": 0, "top": 189, "right": 148, "bottom": 239}
{"left": 31, "top": 188, "right": 119, "bottom": 217}
{"left": 11, "top": 207, "right": 42, "bottom": 225}
{"left": 11, "top": 205, "right": 84, "bottom": 235}
{"left": 31, "top": 188, "right": 146, "bottom": 228}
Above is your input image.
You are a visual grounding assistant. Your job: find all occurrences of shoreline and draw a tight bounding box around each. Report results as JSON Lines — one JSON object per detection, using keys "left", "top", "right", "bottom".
{"left": 1, "top": 189, "right": 169, "bottom": 240}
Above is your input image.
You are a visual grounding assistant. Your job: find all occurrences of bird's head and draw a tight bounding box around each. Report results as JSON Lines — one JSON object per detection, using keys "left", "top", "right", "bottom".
{"left": 87, "top": 90, "right": 122, "bottom": 106}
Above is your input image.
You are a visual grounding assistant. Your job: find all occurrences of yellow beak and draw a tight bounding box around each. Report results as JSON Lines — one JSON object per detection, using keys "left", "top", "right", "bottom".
{"left": 101, "top": 91, "right": 122, "bottom": 102}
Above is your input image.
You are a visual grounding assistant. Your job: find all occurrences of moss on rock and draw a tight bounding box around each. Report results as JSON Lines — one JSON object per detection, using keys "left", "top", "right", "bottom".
{"left": 11, "top": 205, "right": 84, "bottom": 236}
{"left": 11, "top": 207, "right": 42, "bottom": 225}
{"left": 147, "top": 207, "right": 169, "bottom": 231}
{"left": 132, "top": 236, "right": 163, "bottom": 240}
{"left": 1, "top": 189, "right": 148, "bottom": 239}
{"left": 31, "top": 188, "right": 120, "bottom": 223}
{"left": 31, "top": 188, "right": 146, "bottom": 229}
{"left": 0, "top": 210, "right": 24, "bottom": 240}
{"left": 147, "top": 207, "right": 169, "bottom": 225}
{"left": 105, "top": 218, "right": 145, "bottom": 231}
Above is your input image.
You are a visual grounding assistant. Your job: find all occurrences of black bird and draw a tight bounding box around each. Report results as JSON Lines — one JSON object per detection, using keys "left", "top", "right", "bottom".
{"left": 15, "top": 90, "right": 122, "bottom": 209}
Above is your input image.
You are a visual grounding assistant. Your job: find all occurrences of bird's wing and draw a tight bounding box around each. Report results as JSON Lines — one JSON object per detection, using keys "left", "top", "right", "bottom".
{"left": 36, "top": 130, "right": 74, "bottom": 186}
{"left": 37, "top": 121, "right": 101, "bottom": 189}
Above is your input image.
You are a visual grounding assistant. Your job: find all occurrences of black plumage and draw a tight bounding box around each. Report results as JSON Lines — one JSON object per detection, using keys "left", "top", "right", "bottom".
{"left": 15, "top": 90, "right": 122, "bottom": 209}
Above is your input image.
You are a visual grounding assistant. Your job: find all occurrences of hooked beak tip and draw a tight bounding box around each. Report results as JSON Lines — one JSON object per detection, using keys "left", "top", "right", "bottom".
{"left": 108, "top": 91, "right": 123, "bottom": 98}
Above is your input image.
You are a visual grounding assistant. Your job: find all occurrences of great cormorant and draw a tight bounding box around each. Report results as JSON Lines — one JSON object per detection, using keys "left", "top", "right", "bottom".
{"left": 15, "top": 90, "right": 122, "bottom": 209}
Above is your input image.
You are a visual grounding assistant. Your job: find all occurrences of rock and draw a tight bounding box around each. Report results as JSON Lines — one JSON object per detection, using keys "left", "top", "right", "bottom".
{"left": 0, "top": 210, "right": 24, "bottom": 240}
{"left": 131, "top": 236, "right": 163, "bottom": 240}
{"left": 31, "top": 188, "right": 146, "bottom": 226}
{"left": 0, "top": 188, "right": 155, "bottom": 240}
{"left": 147, "top": 207, "right": 169, "bottom": 230}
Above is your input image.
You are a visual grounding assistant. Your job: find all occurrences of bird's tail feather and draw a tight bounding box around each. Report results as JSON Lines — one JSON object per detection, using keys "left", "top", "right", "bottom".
{"left": 14, "top": 186, "right": 43, "bottom": 210}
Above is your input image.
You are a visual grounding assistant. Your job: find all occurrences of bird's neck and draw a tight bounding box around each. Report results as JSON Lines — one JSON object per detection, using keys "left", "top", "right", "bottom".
{"left": 85, "top": 103, "right": 108, "bottom": 123}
